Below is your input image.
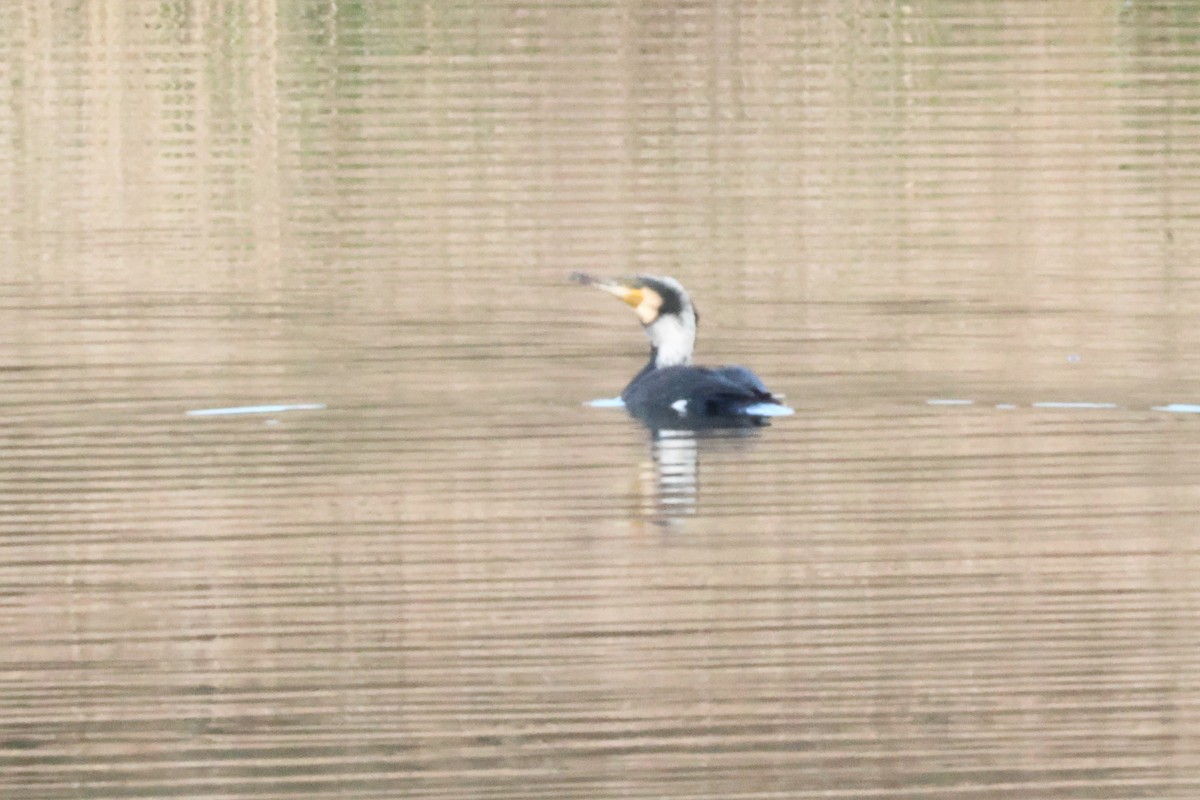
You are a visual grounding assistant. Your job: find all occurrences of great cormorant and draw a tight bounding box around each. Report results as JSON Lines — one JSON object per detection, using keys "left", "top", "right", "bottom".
{"left": 572, "top": 272, "right": 793, "bottom": 428}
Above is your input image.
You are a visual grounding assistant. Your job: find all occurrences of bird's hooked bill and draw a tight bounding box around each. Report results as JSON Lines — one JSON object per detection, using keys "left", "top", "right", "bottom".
{"left": 569, "top": 271, "right": 644, "bottom": 308}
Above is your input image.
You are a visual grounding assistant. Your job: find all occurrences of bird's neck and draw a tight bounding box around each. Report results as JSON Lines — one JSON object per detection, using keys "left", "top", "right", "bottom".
{"left": 623, "top": 345, "right": 690, "bottom": 398}
{"left": 646, "top": 316, "right": 695, "bottom": 368}
{"left": 653, "top": 345, "right": 690, "bottom": 368}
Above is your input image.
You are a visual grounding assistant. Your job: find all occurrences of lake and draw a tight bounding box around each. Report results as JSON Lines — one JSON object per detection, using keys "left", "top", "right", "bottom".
{"left": 3, "top": 2, "right": 1200, "bottom": 798}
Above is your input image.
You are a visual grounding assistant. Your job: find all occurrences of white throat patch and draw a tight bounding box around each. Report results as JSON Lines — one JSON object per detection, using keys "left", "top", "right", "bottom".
{"left": 648, "top": 312, "right": 695, "bottom": 368}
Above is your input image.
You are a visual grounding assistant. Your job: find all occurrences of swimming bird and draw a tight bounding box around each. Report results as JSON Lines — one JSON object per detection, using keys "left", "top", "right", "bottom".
{"left": 572, "top": 272, "right": 792, "bottom": 428}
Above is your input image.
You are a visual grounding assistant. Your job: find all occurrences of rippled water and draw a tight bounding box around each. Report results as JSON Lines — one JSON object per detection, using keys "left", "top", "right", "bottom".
{"left": 4, "top": 2, "right": 1200, "bottom": 798}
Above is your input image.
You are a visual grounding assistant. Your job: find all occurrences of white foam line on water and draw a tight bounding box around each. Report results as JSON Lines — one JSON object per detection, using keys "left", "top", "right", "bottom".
{"left": 1031, "top": 401, "right": 1118, "bottom": 410}
{"left": 742, "top": 402, "right": 795, "bottom": 417}
{"left": 1152, "top": 403, "right": 1200, "bottom": 414}
{"left": 186, "top": 403, "right": 327, "bottom": 417}
{"left": 586, "top": 397, "right": 626, "bottom": 408}
{"left": 581, "top": 398, "right": 1200, "bottom": 417}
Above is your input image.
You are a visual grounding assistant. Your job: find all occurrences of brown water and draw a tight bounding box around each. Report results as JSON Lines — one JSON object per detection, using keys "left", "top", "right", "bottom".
{"left": 4, "top": 2, "right": 1200, "bottom": 798}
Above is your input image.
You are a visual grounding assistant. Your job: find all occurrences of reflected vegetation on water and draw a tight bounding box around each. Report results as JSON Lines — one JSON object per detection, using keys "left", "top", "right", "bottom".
{"left": 4, "top": 1, "right": 1200, "bottom": 799}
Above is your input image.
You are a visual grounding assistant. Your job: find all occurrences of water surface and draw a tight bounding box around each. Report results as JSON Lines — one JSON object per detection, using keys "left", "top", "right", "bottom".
{"left": 3, "top": 2, "right": 1200, "bottom": 798}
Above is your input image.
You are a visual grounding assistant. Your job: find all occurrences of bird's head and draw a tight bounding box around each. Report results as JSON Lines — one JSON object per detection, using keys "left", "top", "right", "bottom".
{"left": 571, "top": 272, "right": 697, "bottom": 367}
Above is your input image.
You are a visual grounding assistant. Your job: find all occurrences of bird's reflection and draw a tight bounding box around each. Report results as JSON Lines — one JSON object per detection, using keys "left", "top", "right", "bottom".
{"left": 638, "top": 424, "right": 761, "bottom": 527}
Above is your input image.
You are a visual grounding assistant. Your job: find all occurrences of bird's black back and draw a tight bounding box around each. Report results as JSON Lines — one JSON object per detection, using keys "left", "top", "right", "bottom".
{"left": 622, "top": 364, "right": 778, "bottom": 428}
